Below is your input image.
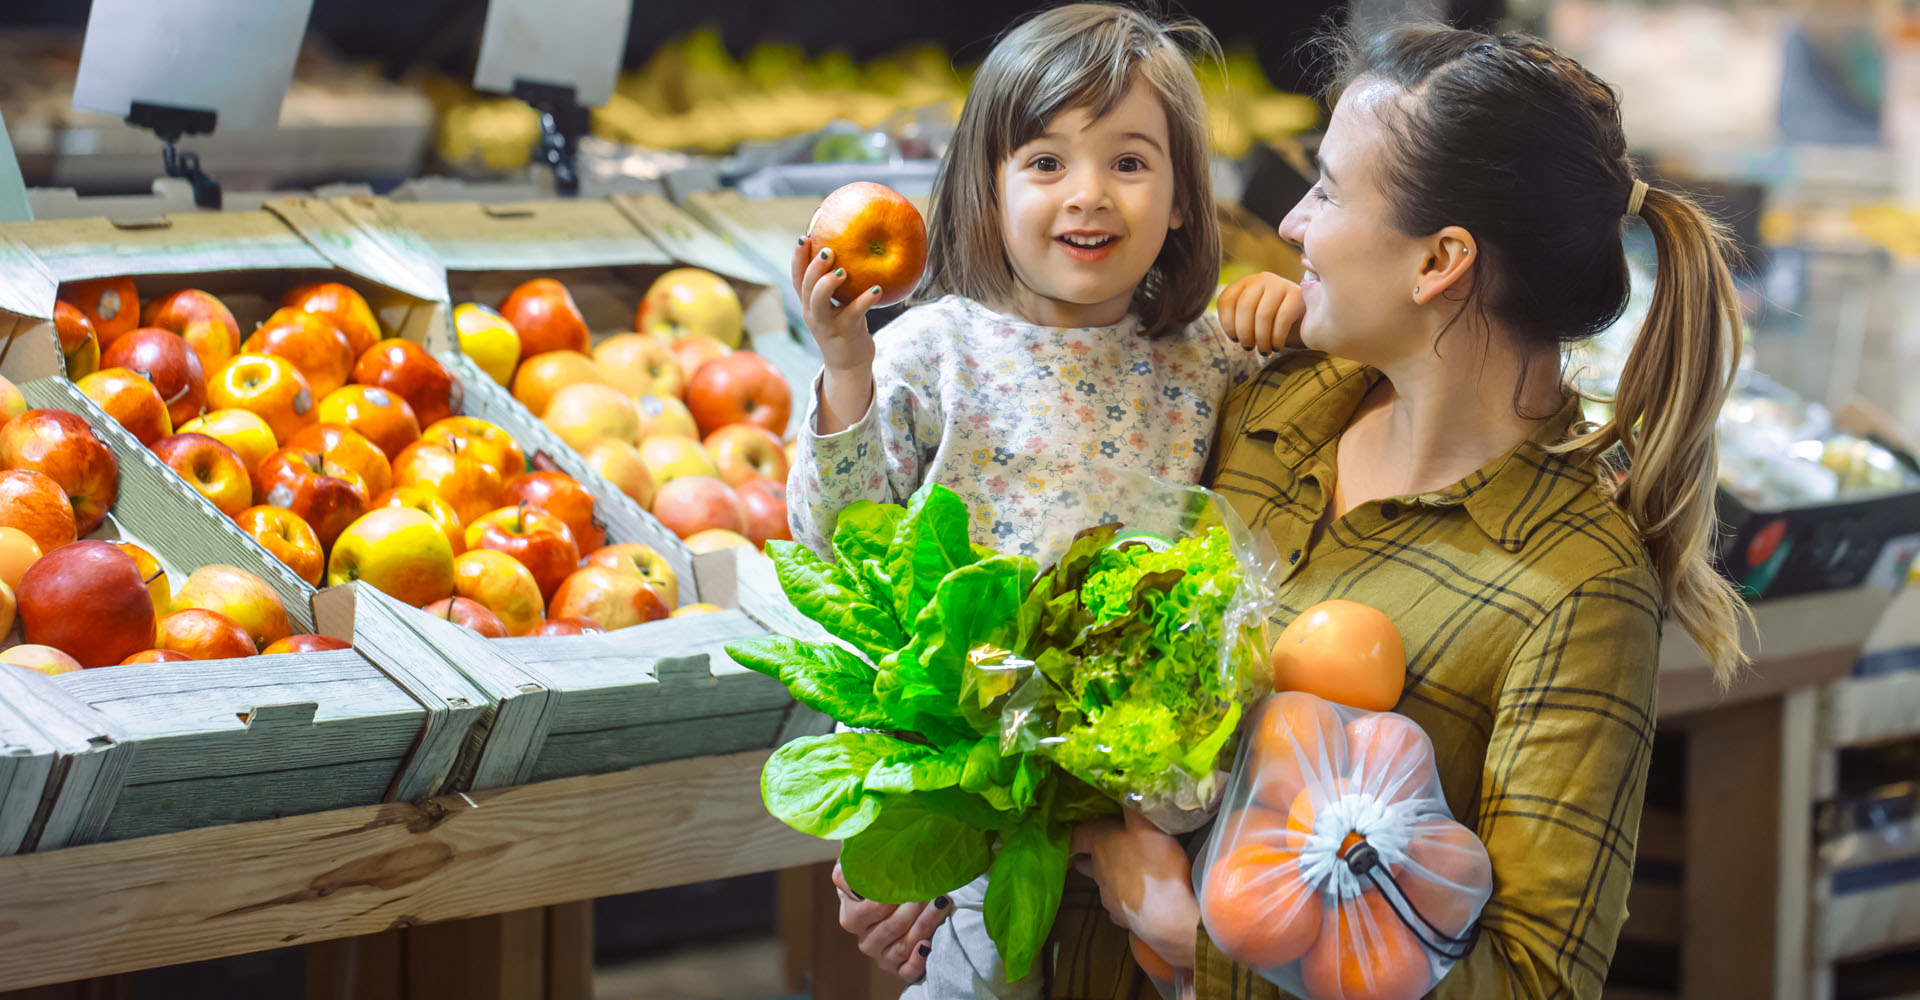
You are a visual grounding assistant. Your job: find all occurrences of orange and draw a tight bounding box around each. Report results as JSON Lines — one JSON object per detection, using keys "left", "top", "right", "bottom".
{"left": 1128, "top": 934, "right": 1177, "bottom": 983}
{"left": 1269, "top": 600, "right": 1407, "bottom": 711}
{"left": 1200, "top": 840, "right": 1321, "bottom": 969}
{"left": 1250, "top": 691, "right": 1350, "bottom": 810}
{"left": 59, "top": 276, "right": 139, "bottom": 347}
{"left": 1397, "top": 818, "right": 1493, "bottom": 938}
{"left": 1344, "top": 713, "right": 1437, "bottom": 804}
{"left": 806, "top": 182, "right": 928, "bottom": 307}
{"left": 1299, "top": 889, "right": 1432, "bottom": 1000}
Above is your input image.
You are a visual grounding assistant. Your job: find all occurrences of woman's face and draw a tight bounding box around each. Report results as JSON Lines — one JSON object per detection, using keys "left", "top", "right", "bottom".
{"left": 1278, "top": 81, "right": 1431, "bottom": 365}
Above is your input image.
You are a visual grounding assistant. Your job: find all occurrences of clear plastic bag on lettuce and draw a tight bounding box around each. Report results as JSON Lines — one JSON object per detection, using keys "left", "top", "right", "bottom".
{"left": 1195, "top": 692, "right": 1493, "bottom": 999}
{"left": 976, "top": 470, "right": 1282, "bottom": 834}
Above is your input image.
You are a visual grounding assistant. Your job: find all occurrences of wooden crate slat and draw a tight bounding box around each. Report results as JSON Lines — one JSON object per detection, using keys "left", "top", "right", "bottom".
{"left": 525, "top": 710, "right": 788, "bottom": 784}
{"left": 0, "top": 749, "right": 837, "bottom": 992}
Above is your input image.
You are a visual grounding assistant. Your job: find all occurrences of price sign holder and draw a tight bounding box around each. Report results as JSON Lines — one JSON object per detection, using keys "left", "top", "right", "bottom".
{"left": 71, "top": 0, "right": 315, "bottom": 210}
{"left": 473, "top": 0, "right": 630, "bottom": 198}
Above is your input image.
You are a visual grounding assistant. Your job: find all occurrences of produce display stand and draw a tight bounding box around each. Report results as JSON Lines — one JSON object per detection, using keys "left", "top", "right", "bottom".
{"left": 0, "top": 585, "right": 1889, "bottom": 999}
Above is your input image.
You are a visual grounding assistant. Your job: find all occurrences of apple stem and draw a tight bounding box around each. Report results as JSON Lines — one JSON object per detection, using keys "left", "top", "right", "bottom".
{"left": 144, "top": 568, "right": 164, "bottom": 585}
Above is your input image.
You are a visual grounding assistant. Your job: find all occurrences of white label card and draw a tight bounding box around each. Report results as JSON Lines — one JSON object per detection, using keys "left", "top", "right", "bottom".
{"left": 72, "top": 0, "right": 315, "bottom": 130}
{"left": 0, "top": 111, "right": 29, "bottom": 223}
{"left": 473, "top": 0, "right": 630, "bottom": 109}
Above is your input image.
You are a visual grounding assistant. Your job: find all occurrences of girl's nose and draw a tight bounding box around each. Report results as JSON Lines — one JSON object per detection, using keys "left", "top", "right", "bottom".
{"left": 1062, "top": 168, "right": 1111, "bottom": 213}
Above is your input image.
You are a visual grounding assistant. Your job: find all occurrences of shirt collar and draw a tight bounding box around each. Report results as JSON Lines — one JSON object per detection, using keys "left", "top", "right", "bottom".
{"left": 1245, "top": 354, "right": 1598, "bottom": 551}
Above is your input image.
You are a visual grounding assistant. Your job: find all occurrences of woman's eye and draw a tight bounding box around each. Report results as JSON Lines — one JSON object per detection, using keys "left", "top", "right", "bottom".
{"left": 1115, "top": 155, "right": 1147, "bottom": 172}
{"left": 1030, "top": 155, "right": 1062, "bottom": 172}
{"left": 1309, "top": 185, "right": 1331, "bottom": 203}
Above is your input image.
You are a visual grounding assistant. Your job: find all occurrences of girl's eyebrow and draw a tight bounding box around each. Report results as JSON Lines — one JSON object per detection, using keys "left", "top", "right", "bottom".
{"left": 1122, "top": 132, "right": 1166, "bottom": 154}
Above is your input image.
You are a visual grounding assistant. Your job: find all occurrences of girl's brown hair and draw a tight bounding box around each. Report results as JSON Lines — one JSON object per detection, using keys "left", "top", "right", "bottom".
{"left": 1333, "top": 26, "right": 1750, "bottom": 686}
{"left": 921, "top": 2, "right": 1221, "bottom": 337}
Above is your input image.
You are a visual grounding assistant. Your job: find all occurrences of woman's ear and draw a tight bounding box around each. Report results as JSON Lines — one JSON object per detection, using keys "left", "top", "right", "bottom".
{"left": 1169, "top": 201, "right": 1184, "bottom": 231}
{"left": 1413, "top": 226, "right": 1476, "bottom": 304}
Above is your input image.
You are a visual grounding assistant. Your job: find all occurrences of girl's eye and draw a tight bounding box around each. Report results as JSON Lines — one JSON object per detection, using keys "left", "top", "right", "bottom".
{"left": 1115, "top": 155, "right": 1147, "bottom": 172}
{"left": 1030, "top": 155, "right": 1062, "bottom": 172}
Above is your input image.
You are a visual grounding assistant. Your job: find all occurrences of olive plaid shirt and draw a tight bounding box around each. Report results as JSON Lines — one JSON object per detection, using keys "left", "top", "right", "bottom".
{"left": 1045, "top": 353, "right": 1662, "bottom": 1000}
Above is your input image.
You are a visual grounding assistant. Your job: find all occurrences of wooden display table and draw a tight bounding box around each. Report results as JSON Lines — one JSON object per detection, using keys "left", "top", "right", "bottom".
{"left": 0, "top": 589, "right": 1890, "bottom": 1000}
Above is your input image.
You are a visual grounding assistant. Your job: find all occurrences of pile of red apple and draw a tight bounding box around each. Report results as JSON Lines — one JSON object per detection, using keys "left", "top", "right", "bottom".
{"left": 0, "top": 374, "right": 344, "bottom": 674}
{"left": 459, "top": 268, "right": 795, "bottom": 556}
{"left": 56, "top": 277, "right": 697, "bottom": 642}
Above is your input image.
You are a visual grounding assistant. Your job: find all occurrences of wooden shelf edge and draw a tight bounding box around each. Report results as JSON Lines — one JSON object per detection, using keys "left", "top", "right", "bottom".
{"left": 0, "top": 749, "right": 837, "bottom": 993}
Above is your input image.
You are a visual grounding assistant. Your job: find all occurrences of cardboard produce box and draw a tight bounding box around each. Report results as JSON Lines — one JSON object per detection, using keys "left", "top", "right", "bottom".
{"left": 333, "top": 191, "right": 826, "bottom": 786}
{"left": 0, "top": 211, "right": 493, "bottom": 850}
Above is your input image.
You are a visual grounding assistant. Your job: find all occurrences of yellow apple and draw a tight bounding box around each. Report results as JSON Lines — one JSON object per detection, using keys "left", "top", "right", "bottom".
{"left": 593, "top": 333, "right": 686, "bottom": 400}
{"left": 452, "top": 548, "right": 546, "bottom": 636}
{"left": 583, "top": 439, "right": 655, "bottom": 510}
{"left": 639, "top": 435, "right": 719, "bottom": 488}
{"left": 636, "top": 268, "right": 744, "bottom": 348}
{"left": 0, "top": 578, "right": 16, "bottom": 636}
{"left": 327, "top": 507, "right": 457, "bottom": 607}
{"left": 634, "top": 393, "right": 699, "bottom": 442}
{"left": 172, "top": 564, "right": 292, "bottom": 652}
{"left": 454, "top": 303, "right": 522, "bottom": 386}
{"left": 584, "top": 542, "right": 679, "bottom": 609}
{"left": 542, "top": 382, "right": 640, "bottom": 452}
{"left": 180, "top": 409, "right": 280, "bottom": 491}
{"left": 670, "top": 602, "right": 724, "bottom": 618}
{"left": 684, "top": 528, "right": 754, "bottom": 554}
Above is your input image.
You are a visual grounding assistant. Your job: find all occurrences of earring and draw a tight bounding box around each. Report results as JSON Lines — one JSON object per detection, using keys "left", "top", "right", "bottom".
{"left": 1413, "top": 286, "right": 1421, "bottom": 295}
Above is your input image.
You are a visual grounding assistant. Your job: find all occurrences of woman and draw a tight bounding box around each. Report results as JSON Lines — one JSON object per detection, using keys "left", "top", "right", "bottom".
{"left": 841, "top": 22, "right": 1749, "bottom": 999}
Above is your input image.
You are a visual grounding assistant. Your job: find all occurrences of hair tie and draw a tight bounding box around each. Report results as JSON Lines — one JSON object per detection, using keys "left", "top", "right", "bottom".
{"left": 1626, "top": 179, "right": 1649, "bottom": 217}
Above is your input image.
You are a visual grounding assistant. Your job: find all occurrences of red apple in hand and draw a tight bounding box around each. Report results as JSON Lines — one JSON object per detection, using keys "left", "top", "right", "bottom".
{"left": 102, "top": 327, "right": 206, "bottom": 427}
{"left": 244, "top": 308, "right": 356, "bottom": 399}
{"left": 529, "top": 616, "right": 608, "bottom": 637}
{"left": 547, "top": 566, "right": 670, "bottom": 631}
{"left": 684, "top": 352, "right": 791, "bottom": 437}
{"left": 421, "top": 596, "right": 510, "bottom": 638}
{"left": 352, "top": 340, "right": 459, "bottom": 429}
{"left": 807, "top": 181, "right": 928, "bottom": 307}
{"left": 153, "top": 432, "right": 254, "bottom": 518}
{"left": 143, "top": 289, "right": 241, "bottom": 374}
{"left": 255, "top": 447, "right": 370, "bottom": 550}
{"left": 76, "top": 367, "right": 172, "bottom": 446}
{"left": 704, "top": 424, "right": 790, "bottom": 487}
{"left": 468, "top": 504, "right": 579, "bottom": 603}
{"left": 650, "top": 475, "right": 746, "bottom": 540}
{"left": 503, "top": 471, "right": 604, "bottom": 552}
{"left": 18, "top": 540, "right": 156, "bottom": 668}
{"left": 737, "top": 477, "right": 792, "bottom": 547}
{"left": 0, "top": 469, "right": 77, "bottom": 553}
{"left": 0, "top": 409, "right": 119, "bottom": 535}
{"left": 155, "top": 608, "right": 257, "bottom": 661}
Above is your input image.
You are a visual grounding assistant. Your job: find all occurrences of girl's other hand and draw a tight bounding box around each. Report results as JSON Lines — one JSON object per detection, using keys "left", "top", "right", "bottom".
{"left": 1218, "top": 272, "right": 1305, "bottom": 354}
{"left": 1070, "top": 809, "right": 1201, "bottom": 969}
{"left": 831, "top": 861, "right": 953, "bottom": 982}
{"left": 794, "top": 236, "right": 888, "bottom": 373}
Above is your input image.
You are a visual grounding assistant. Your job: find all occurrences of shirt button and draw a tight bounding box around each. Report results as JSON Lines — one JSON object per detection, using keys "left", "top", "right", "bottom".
{"left": 1289, "top": 549, "right": 1301, "bottom": 565}
{"left": 1381, "top": 502, "right": 1401, "bottom": 520}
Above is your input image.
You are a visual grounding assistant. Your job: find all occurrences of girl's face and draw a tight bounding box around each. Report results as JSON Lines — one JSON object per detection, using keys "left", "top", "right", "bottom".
{"left": 1278, "top": 81, "right": 1432, "bottom": 366}
{"left": 997, "top": 78, "right": 1182, "bottom": 328}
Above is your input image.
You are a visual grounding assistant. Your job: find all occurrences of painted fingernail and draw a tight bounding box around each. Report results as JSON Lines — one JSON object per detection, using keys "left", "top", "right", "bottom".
{"left": 848, "top": 888, "right": 863, "bottom": 901}
{"left": 869, "top": 286, "right": 882, "bottom": 296}
{"left": 934, "top": 895, "right": 951, "bottom": 910}
{"left": 917, "top": 943, "right": 931, "bottom": 958}
{"left": 819, "top": 249, "right": 831, "bottom": 260}
{"left": 797, "top": 237, "right": 806, "bottom": 245}
{"left": 834, "top": 268, "right": 845, "bottom": 277}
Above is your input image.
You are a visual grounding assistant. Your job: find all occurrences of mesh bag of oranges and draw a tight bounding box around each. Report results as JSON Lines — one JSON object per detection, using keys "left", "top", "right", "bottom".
{"left": 1190, "top": 691, "right": 1493, "bottom": 999}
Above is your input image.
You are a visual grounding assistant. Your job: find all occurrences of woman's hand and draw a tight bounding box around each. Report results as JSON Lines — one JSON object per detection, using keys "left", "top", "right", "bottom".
{"left": 794, "top": 237, "right": 887, "bottom": 434}
{"left": 1218, "top": 272, "right": 1305, "bottom": 354}
{"left": 1071, "top": 809, "right": 1201, "bottom": 969}
{"left": 830, "top": 862, "right": 953, "bottom": 982}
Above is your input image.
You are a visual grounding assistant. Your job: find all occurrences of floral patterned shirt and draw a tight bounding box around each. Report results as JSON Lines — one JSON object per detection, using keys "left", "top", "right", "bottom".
{"left": 789, "top": 294, "right": 1264, "bottom": 557}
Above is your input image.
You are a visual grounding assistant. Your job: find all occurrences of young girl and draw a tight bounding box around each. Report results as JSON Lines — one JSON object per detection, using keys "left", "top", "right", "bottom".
{"left": 784, "top": 3, "right": 1262, "bottom": 995}
{"left": 788, "top": 2, "right": 1261, "bottom": 562}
